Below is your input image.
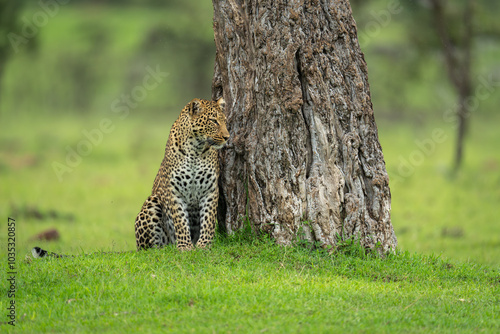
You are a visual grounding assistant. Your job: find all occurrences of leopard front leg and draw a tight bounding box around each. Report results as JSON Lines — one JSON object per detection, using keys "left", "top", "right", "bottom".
{"left": 168, "top": 194, "right": 194, "bottom": 251}
{"left": 195, "top": 190, "right": 218, "bottom": 249}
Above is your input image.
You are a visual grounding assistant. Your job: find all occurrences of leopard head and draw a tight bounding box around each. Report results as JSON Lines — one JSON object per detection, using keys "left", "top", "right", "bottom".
{"left": 187, "top": 98, "right": 229, "bottom": 149}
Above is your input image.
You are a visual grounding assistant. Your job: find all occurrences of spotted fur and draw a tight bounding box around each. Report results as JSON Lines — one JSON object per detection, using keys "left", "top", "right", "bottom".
{"left": 134, "top": 98, "right": 229, "bottom": 251}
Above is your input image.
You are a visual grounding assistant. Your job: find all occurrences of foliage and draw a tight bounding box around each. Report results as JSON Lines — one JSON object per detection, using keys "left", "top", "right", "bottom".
{"left": 0, "top": 0, "right": 28, "bottom": 57}
{"left": 0, "top": 0, "right": 29, "bottom": 102}
{"left": 351, "top": 0, "right": 500, "bottom": 119}
{"left": 0, "top": 2, "right": 215, "bottom": 117}
{"left": 2, "top": 1, "right": 499, "bottom": 119}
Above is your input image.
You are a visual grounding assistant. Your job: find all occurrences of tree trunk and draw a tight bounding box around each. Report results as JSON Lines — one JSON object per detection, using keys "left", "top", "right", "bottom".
{"left": 430, "top": 0, "right": 474, "bottom": 172}
{"left": 212, "top": 0, "right": 397, "bottom": 252}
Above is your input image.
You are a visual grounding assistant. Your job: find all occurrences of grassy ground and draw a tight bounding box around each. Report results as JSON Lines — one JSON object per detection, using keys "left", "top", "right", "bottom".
{"left": 2, "top": 237, "right": 500, "bottom": 333}
{"left": 2, "top": 114, "right": 499, "bottom": 265}
{"left": 1, "top": 113, "right": 499, "bottom": 332}
{"left": 379, "top": 115, "right": 500, "bottom": 268}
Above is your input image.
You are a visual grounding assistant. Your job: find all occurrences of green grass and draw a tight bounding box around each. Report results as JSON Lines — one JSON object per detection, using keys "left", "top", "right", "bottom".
{"left": 2, "top": 113, "right": 499, "bottom": 266}
{"left": 2, "top": 237, "right": 500, "bottom": 333}
{"left": 1, "top": 113, "right": 499, "bottom": 332}
{"left": 379, "top": 115, "right": 500, "bottom": 268}
{"left": 1, "top": 113, "right": 178, "bottom": 253}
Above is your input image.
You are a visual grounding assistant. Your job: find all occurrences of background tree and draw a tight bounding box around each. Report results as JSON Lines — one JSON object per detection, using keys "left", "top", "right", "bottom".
{"left": 0, "top": 0, "right": 27, "bottom": 108}
{"left": 417, "top": 0, "right": 475, "bottom": 172}
{"left": 212, "top": 0, "right": 397, "bottom": 252}
{"left": 431, "top": 0, "right": 474, "bottom": 172}
{"left": 352, "top": 0, "right": 500, "bottom": 174}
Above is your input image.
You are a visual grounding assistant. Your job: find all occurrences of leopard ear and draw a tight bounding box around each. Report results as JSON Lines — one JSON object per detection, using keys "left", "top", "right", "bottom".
{"left": 217, "top": 97, "right": 225, "bottom": 111}
{"left": 189, "top": 98, "right": 203, "bottom": 117}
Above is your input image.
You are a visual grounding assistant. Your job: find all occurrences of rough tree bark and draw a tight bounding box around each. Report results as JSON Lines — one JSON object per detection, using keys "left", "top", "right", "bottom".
{"left": 212, "top": 0, "right": 397, "bottom": 252}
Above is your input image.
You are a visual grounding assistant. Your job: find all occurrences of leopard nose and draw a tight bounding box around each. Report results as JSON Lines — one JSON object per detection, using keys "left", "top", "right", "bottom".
{"left": 223, "top": 134, "right": 230, "bottom": 141}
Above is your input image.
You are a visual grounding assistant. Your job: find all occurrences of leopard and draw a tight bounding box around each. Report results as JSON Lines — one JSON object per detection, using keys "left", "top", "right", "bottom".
{"left": 32, "top": 98, "right": 229, "bottom": 258}
{"left": 134, "top": 97, "right": 229, "bottom": 251}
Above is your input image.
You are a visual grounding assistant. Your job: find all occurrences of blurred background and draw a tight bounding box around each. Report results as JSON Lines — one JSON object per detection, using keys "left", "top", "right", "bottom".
{"left": 0, "top": 0, "right": 498, "bottom": 267}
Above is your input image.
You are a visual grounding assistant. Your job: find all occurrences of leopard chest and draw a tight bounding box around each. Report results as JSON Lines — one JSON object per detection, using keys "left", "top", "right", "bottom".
{"left": 169, "top": 151, "right": 218, "bottom": 206}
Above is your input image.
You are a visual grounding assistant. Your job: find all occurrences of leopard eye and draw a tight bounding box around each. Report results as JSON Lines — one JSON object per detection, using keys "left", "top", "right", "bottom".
{"left": 210, "top": 119, "right": 219, "bottom": 126}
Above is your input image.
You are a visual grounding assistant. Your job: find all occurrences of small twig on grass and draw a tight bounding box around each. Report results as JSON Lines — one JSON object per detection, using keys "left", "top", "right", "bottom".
{"left": 403, "top": 297, "right": 421, "bottom": 311}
